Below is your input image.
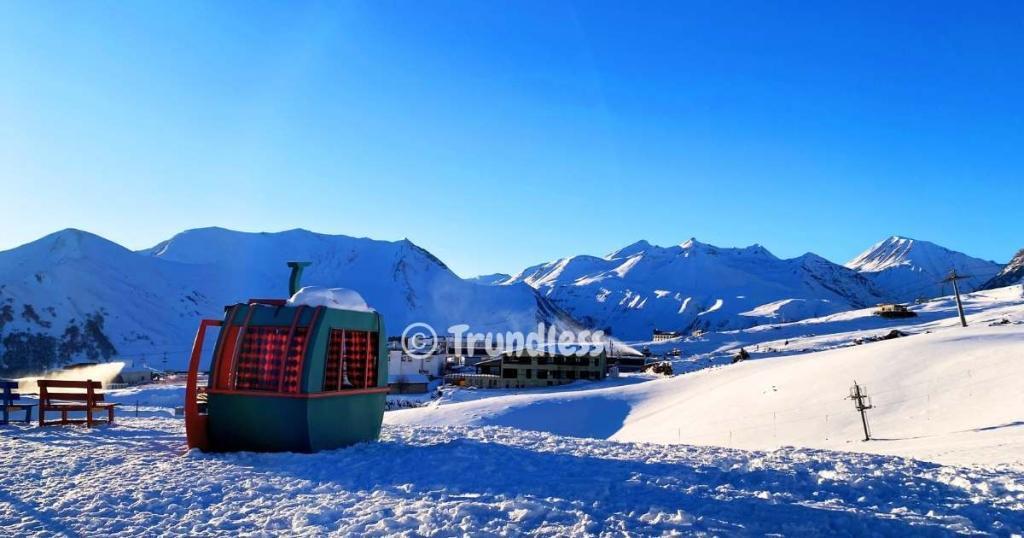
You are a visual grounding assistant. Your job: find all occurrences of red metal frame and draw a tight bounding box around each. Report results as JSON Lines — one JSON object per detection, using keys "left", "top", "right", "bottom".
{"left": 279, "top": 306, "right": 306, "bottom": 393}
{"left": 227, "top": 307, "right": 258, "bottom": 390}
{"left": 205, "top": 387, "right": 390, "bottom": 399}
{"left": 185, "top": 318, "right": 222, "bottom": 450}
{"left": 338, "top": 329, "right": 346, "bottom": 391}
{"left": 211, "top": 305, "right": 239, "bottom": 389}
{"left": 364, "top": 332, "right": 372, "bottom": 388}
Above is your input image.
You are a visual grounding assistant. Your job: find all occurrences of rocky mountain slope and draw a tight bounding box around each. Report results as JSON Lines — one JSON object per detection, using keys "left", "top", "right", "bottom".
{"left": 981, "top": 248, "right": 1024, "bottom": 290}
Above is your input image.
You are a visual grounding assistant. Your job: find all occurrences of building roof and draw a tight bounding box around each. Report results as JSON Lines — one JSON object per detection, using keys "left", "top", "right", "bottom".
{"left": 388, "top": 373, "right": 430, "bottom": 384}
{"left": 499, "top": 348, "right": 606, "bottom": 359}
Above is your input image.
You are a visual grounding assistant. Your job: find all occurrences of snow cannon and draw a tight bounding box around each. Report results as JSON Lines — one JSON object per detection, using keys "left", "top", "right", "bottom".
{"left": 185, "top": 261, "right": 389, "bottom": 453}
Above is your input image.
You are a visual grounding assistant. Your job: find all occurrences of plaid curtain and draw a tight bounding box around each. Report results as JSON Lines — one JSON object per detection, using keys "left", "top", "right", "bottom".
{"left": 235, "top": 327, "right": 307, "bottom": 392}
{"left": 324, "top": 329, "right": 345, "bottom": 390}
{"left": 324, "top": 330, "right": 378, "bottom": 390}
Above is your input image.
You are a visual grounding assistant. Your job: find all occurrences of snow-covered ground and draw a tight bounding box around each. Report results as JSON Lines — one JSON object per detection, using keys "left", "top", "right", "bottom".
{"left": 2, "top": 420, "right": 1023, "bottom": 535}
{"left": 2, "top": 286, "right": 1024, "bottom": 535}
{"left": 390, "top": 286, "right": 1024, "bottom": 469}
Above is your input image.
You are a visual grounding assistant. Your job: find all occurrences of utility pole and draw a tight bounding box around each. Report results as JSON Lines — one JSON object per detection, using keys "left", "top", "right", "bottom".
{"left": 942, "top": 269, "right": 970, "bottom": 327}
{"left": 847, "top": 381, "right": 873, "bottom": 441}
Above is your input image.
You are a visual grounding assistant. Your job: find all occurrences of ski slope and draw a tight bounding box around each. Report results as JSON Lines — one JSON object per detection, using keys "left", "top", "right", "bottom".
{"left": 389, "top": 286, "right": 1024, "bottom": 468}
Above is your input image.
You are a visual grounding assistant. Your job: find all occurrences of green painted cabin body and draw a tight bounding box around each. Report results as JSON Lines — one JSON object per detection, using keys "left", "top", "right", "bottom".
{"left": 185, "top": 272, "right": 389, "bottom": 453}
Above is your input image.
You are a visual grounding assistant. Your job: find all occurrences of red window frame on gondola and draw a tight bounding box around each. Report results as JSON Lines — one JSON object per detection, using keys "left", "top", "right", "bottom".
{"left": 323, "top": 329, "right": 378, "bottom": 391}
{"left": 218, "top": 325, "right": 308, "bottom": 393}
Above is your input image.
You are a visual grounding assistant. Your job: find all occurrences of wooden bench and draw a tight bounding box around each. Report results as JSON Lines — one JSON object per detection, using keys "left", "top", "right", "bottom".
{"left": 2, "top": 379, "right": 36, "bottom": 425}
{"left": 37, "top": 379, "right": 119, "bottom": 427}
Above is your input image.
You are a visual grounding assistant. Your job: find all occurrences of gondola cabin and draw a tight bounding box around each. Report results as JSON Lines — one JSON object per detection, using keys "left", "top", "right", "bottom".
{"left": 185, "top": 262, "right": 388, "bottom": 453}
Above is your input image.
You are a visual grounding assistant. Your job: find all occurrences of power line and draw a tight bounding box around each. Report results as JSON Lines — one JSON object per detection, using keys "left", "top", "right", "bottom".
{"left": 941, "top": 269, "right": 972, "bottom": 327}
{"left": 847, "top": 381, "right": 874, "bottom": 441}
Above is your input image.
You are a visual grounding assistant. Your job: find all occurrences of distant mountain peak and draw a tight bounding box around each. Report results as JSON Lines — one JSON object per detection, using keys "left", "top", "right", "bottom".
{"left": 847, "top": 236, "right": 939, "bottom": 272}
{"left": 679, "top": 237, "right": 703, "bottom": 249}
{"left": 846, "top": 236, "right": 1003, "bottom": 299}
{"left": 8, "top": 228, "right": 134, "bottom": 262}
{"left": 606, "top": 240, "right": 653, "bottom": 260}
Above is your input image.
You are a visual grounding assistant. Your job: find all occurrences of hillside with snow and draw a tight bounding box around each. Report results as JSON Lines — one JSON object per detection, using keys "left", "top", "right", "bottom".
{"left": 983, "top": 248, "right": 1024, "bottom": 290}
{"left": 500, "top": 238, "right": 889, "bottom": 341}
{"left": 0, "top": 228, "right": 574, "bottom": 373}
{"left": 846, "top": 236, "right": 1002, "bottom": 301}
{"left": 0, "top": 229, "right": 220, "bottom": 374}
{"left": 389, "top": 284, "right": 1024, "bottom": 468}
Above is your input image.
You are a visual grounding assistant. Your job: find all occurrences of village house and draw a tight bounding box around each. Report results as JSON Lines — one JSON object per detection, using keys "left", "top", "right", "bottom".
{"left": 446, "top": 350, "right": 608, "bottom": 389}
{"left": 386, "top": 336, "right": 447, "bottom": 394}
{"left": 652, "top": 329, "right": 681, "bottom": 343}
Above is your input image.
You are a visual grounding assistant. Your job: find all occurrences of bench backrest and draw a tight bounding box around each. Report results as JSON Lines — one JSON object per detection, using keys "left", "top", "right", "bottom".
{"left": 37, "top": 379, "right": 105, "bottom": 405}
{"left": 1, "top": 379, "right": 18, "bottom": 404}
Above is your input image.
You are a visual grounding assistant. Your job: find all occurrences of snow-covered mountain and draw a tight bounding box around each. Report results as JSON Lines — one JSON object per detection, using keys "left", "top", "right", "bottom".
{"left": 0, "top": 229, "right": 219, "bottom": 375}
{"left": 468, "top": 273, "right": 512, "bottom": 286}
{"left": 3, "top": 228, "right": 1011, "bottom": 373}
{"left": 146, "top": 227, "right": 575, "bottom": 336}
{"left": 499, "top": 238, "right": 889, "bottom": 341}
{"left": 981, "top": 248, "right": 1024, "bottom": 290}
{"left": 845, "top": 236, "right": 1002, "bottom": 301}
{"left": 0, "top": 228, "right": 574, "bottom": 373}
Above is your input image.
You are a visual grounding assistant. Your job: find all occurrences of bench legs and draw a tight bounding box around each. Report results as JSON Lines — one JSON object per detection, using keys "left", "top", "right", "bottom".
{"left": 38, "top": 407, "right": 116, "bottom": 427}
{"left": 2, "top": 407, "right": 35, "bottom": 426}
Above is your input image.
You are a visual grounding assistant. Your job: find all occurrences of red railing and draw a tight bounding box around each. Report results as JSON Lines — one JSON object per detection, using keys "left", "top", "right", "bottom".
{"left": 185, "top": 318, "right": 221, "bottom": 451}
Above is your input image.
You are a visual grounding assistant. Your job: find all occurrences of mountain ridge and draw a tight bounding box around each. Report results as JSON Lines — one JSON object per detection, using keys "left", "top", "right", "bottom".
{"left": 0, "top": 228, "right": 578, "bottom": 374}
{"left": 845, "top": 235, "right": 1002, "bottom": 300}
{"left": 500, "top": 238, "right": 890, "bottom": 340}
{"left": 0, "top": 228, "right": 1014, "bottom": 372}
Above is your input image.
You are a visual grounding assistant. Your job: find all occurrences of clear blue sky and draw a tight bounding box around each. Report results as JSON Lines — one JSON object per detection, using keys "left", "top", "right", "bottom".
{"left": 1, "top": 2, "right": 1021, "bottom": 277}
